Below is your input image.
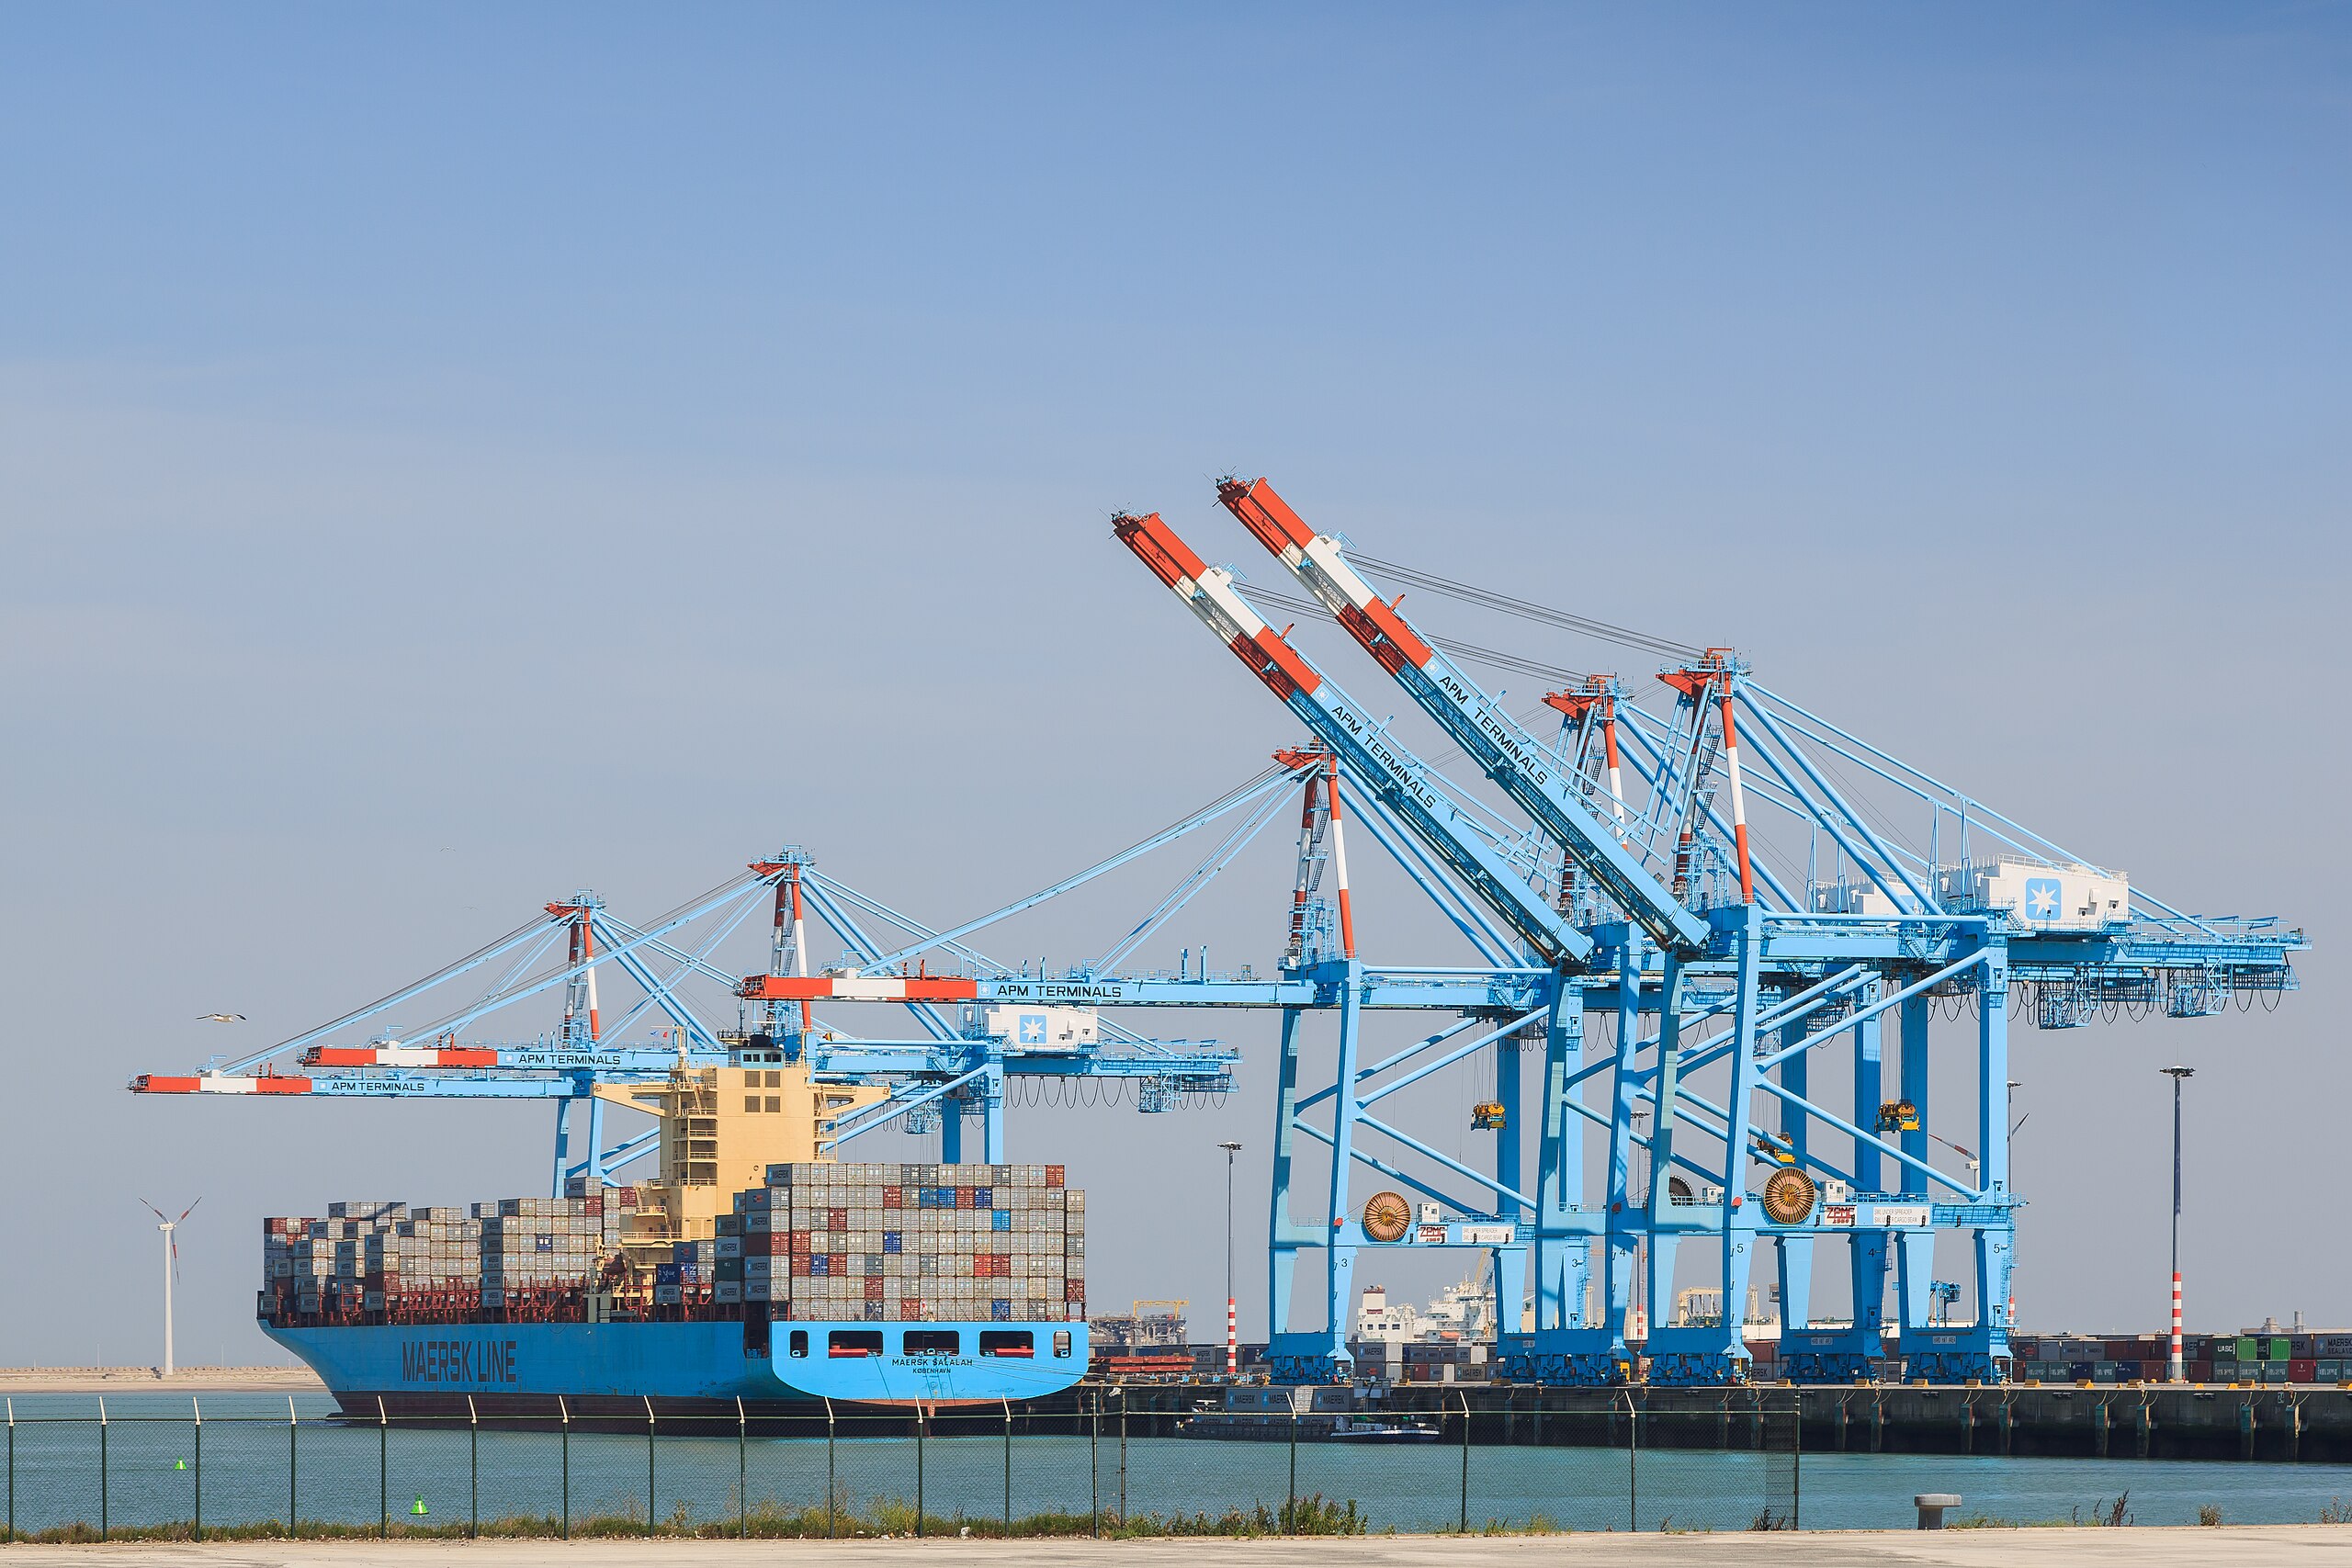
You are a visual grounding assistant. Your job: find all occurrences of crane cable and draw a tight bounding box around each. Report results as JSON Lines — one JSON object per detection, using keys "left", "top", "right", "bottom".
{"left": 1245, "top": 581, "right": 1589, "bottom": 685}
{"left": 1351, "top": 553, "right": 1705, "bottom": 662}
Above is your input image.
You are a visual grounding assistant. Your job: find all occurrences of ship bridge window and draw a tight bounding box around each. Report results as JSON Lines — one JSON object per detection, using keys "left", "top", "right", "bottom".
{"left": 1052, "top": 1331, "right": 1073, "bottom": 1359}
{"left": 789, "top": 1330, "right": 808, "bottom": 1358}
{"left": 828, "top": 1330, "right": 886, "bottom": 1358}
{"left": 979, "top": 1330, "right": 1033, "bottom": 1358}
{"left": 744, "top": 1097, "right": 762, "bottom": 1113}
{"left": 904, "top": 1329, "right": 961, "bottom": 1356}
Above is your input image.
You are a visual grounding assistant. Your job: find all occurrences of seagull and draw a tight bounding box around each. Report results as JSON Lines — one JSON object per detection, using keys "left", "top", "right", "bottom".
{"left": 196, "top": 1013, "right": 246, "bottom": 1023}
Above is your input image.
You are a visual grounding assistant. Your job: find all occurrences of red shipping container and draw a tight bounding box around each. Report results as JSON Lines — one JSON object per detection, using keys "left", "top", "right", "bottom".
{"left": 1065, "top": 1280, "right": 1085, "bottom": 1301}
{"left": 2188, "top": 1361, "right": 2212, "bottom": 1383}
{"left": 884, "top": 1186, "right": 903, "bottom": 1208}
{"left": 2291, "top": 1359, "right": 2318, "bottom": 1383}
{"left": 956, "top": 1186, "right": 976, "bottom": 1209}
{"left": 827, "top": 1253, "right": 846, "bottom": 1275}
{"left": 1046, "top": 1165, "right": 1065, "bottom": 1188}
{"left": 828, "top": 1208, "right": 848, "bottom": 1231}
{"left": 865, "top": 1280, "right": 886, "bottom": 1300}
{"left": 791, "top": 1256, "right": 812, "bottom": 1276}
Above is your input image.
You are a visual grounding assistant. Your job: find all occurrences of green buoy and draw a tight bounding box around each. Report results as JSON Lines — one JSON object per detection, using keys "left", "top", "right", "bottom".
{"left": 411, "top": 1495, "right": 430, "bottom": 1517}
{"left": 173, "top": 1459, "right": 187, "bottom": 1471}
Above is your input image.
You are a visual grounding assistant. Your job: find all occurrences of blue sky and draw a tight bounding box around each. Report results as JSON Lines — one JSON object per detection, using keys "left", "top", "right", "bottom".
{"left": 3, "top": 5, "right": 2346, "bottom": 1366}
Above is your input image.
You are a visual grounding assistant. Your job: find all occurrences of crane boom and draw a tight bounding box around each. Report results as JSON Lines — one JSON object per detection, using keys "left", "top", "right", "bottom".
{"left": 1216, "top": 477, "right": 1712, "bottom": 953}
{"left": 1112, "top": 510, "right": 1591, "bottom": 967}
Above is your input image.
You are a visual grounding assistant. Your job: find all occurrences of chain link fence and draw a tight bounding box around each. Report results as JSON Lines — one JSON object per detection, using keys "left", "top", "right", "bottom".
{"left": 0, "top": 1391, "right": 1803, "bottom": 1541}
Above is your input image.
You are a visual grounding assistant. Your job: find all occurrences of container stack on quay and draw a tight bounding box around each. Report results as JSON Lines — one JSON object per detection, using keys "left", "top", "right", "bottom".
{"left": 726, "top": 1162, "right": 1085, "bottom": 1323}
{"left": 2012, "top": 1330, "right": 2352, "bottom": 1385}
{"left": 258, "top": 1164, "right": 1084, "bottom": 1329}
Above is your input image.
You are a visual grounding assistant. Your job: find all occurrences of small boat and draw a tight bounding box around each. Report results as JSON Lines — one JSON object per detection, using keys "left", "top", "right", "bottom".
{"left": 1323, "top": 1418, "right": 1440, "bottom": 1443}
{"left": 1177, "top": 1409, "right": 1438, "bottom": 1442}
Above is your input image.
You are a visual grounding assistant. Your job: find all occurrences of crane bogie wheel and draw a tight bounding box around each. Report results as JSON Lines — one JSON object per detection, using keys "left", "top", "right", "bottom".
{"left": 1363, "top": 1190, "right": 1412, "bottom": 1243}
{"left": 1761, "top": 1167, "right": 1817, "bottom": 1226}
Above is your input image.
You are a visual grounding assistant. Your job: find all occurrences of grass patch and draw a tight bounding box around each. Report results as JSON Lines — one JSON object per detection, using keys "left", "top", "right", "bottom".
{"left": 1, "top": 1491, "right": 1371, "bottom": 1543}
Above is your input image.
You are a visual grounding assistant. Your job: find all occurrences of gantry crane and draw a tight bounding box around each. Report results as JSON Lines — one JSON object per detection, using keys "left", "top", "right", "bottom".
{"left": 134, "top": 479, "right": 2303, "bottom": 1390}
{"left": 1114, "top": 476, "right": 2303, "bottom": 1386}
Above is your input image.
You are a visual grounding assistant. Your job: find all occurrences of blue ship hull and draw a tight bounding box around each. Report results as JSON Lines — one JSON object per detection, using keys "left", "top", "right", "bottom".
{"left": 265, "top": 1319, "right": 1090, "bottom": 1417}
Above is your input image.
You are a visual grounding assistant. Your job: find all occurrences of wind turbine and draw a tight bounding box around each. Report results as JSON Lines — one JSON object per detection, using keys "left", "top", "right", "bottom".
{"left": 140, "top": 1199, "right": 200, "bottom": 1377}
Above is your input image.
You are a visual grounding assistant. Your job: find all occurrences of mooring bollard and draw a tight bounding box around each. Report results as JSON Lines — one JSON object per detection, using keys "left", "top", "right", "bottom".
{"left": 1915, "top": 1493, "right": 1962, "bottom": 1529}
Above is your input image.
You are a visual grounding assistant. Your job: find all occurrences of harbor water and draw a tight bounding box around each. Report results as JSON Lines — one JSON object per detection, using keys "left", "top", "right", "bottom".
{"left": 4, "top": 1393, "right": 2348, "bottom": 1536}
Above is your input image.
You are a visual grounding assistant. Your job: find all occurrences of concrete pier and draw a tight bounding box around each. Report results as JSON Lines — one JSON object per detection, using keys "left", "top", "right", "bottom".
{"left": 1075, "top": 1380, "right": 2352, "bottom": 1462}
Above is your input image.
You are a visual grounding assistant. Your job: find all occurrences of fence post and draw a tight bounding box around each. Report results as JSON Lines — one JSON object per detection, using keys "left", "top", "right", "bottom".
{"left": 824, "top": 1398, "right": 836, "bottom": 1540}
{"left": 378, "top": 1395, "right": 388, "bottom": 1538}
{"left": 559, "top": 1396, "right": 571, "bottom": 1540}
{"left": 99, "top": 1396, "right": 108, "bottom": 1541}
{"left": 1116, "top": 1388, "right": 1127, "bottom": 1525}
{"left": 468, "top": 1396, "right": 479, "bottom": 1539}
{"left": 192, "top": 1395, "right": 203, "bottom": 1540}
{"left": 1458, "top": 1392, "right": 1471, "bottom": 1534}
{"left": 1793, "top": 1391, "right": 1803, "bottom": 1529}
{"left": 1089, "top": 1390, "right": 1100, "bottom": 1538}
{"left": 288, "top": 1397, "right": 298, "bottom": 1535}
{"left": 737, "top": 1395, "right": 747, "bottom": 1539}
{"left": 5, "top": 1397, "right": 12, "bottom": 1544}
{"left": 1285, "top": 1395, "right": 1296, "bottom": 1534}
{"left": 915, "top": 1402, "right": 926, "bottom": 1538}
{"left": 1623, "top": 1387, "right": 1638, "bottom": 1533}
{"left": 1002, "top": 1399, "right": 1012, "bottom": 1531}
{"left": 644, "top": 1395, "right": 656, "bottom": 1535}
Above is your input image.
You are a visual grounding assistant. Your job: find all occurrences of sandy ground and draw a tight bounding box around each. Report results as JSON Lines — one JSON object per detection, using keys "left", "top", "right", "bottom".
{"left": 2, "top": 1529, "right": 2349, "bottom": 1566}
{"left": 0, "top": 1368, "right": 322, "bottom": 1394}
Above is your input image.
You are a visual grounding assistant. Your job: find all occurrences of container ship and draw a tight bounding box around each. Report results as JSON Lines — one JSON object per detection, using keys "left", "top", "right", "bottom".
{"left": 256, "top": 1056, "right": 1090, "bottom": 1416}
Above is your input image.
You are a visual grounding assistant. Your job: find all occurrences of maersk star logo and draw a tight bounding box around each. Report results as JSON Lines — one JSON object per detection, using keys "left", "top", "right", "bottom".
{"left": 2023, "top": 877, "right": 2062, "bottom": 922}
{"left": 1018, "top": 1014, "right": 1047, "bottom": 1045}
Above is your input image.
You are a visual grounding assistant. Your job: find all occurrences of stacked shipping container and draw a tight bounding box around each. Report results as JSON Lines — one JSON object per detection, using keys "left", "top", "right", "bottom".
{"left": 259, "top": 1165, "right": 1086, "bottom": 1329}
{"left": 2008, "top": 1331, "right": 2352, "bottom": 1384}
{"left": 260, "top": 1193, "right": 628, "bottom": 1324}
{"left": 724, "top": 1162, "right": 1085, "bottom": 1323}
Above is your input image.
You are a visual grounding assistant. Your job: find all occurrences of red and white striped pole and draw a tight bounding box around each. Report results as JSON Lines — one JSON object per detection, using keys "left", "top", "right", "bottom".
{"left": 2165, "top": 1066, "right": 2193, "bottom": 1381}
{"left": 1325, "top": 755, "right": 1356, "bottom": 959}
{"left": 1219, "top": 1139, "right": 1243, "bottom": 1378}
{"left": 580, "top": 916, "right": 602, "bottom": 1043}
{"left": 786, "top": 865, "right": 812, "bottom": 1037}
{"left": 1716, "top": 686, "right": 1755, "bottom": 906}
{"left": 2171, "top": 1270, "right": 2184, "bottom": 1382}
{"left": 1599, "top": 699, "right": 1627, "bottom": 837}
{"left": 561, "top": 917, "right": 583, "bottom": 1038}
{"left": 1283, "top": 762, "right": 1324, "bottom": 964}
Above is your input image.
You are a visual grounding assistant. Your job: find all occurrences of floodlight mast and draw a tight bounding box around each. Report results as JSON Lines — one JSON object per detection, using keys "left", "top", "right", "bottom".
{"left": 2163, "top": 1066, "right": 2194, "bottom": 1382}
{"left": 1219, "top": 1140, "right": 1243, "bottom": 1376}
